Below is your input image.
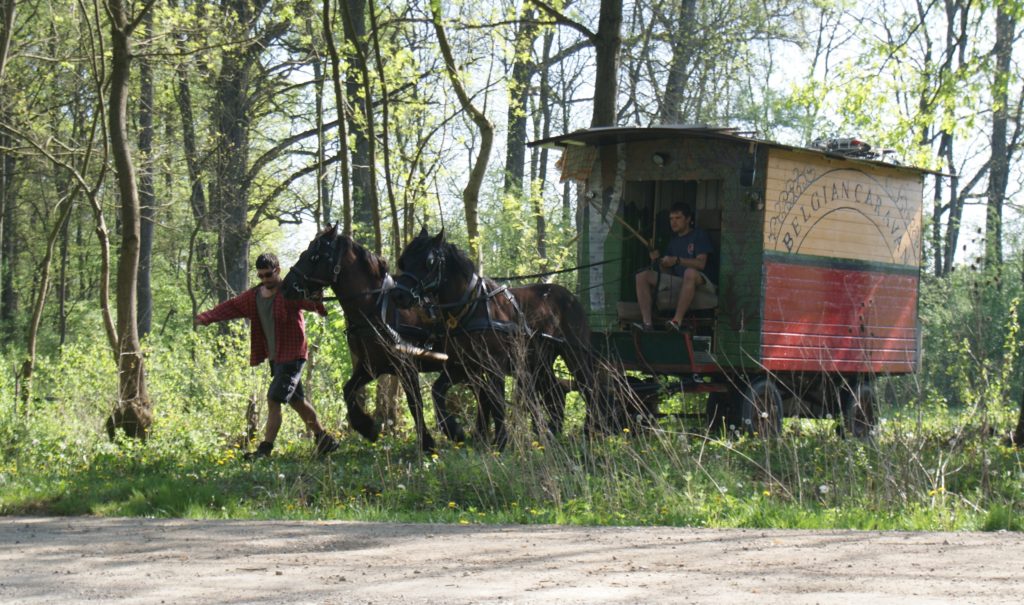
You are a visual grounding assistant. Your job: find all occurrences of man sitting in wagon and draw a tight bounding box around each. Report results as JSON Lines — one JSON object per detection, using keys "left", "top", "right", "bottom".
{"left": 634, "top": 202, "right": 717, "bottom": 331}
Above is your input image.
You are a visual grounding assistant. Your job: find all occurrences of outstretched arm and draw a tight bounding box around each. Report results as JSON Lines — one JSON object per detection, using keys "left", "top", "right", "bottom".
{"left": 195, "top": 294, "right": 248, "bottom": 326}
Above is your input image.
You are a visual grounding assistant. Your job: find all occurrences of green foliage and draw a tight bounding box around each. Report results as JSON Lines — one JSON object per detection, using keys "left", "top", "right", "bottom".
{"left": 919, "top": 261, "right": 1024, "bottom": 410}
{"left": 1, "top": 325, "right": 1021, "bottom": 531}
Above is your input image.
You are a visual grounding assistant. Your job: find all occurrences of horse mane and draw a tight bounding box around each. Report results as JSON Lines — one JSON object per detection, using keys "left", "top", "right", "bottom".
{"left": 401, "top": 233, "right": 476, "bottom": 279}
{"left": 443, "top": 242, "right": 476, "bottom": 278}
{"left": 326, "top": 230, "right": 390, "bottom": 279}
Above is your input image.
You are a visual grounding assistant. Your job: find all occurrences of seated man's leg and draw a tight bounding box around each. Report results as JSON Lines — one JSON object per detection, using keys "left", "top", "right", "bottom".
{"left": 635, "top": 269, "right": 658, "bottom": 327}
{"left": 671, "top": 268, "right": 705, "bottom": 324}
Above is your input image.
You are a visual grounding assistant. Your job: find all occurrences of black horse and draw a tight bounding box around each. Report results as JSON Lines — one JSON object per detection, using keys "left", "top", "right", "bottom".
{"left": 282, "top": 225, "right": 449, "bottom": 452}
{"left": 390, "top": 228, "right": 604, "bottom": 448}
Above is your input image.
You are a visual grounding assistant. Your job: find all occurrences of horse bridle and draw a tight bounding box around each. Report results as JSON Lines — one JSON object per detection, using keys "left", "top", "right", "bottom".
{"left": 393, "top": 245, "right": 447, "bottom": 306}
{"left": 288, "top": 236, "right": 344, "bottom": 299}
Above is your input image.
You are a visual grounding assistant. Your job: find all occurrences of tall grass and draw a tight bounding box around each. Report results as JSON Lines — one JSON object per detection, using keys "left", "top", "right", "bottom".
{"left": 0, "top": 314, "right": 1021, "bottom": 531}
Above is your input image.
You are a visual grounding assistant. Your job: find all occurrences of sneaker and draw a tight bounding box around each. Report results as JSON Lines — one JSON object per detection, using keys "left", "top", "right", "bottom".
{"left": 665, "top": 319, "right": 683, "bottom": 332}
{"left": 631, "top": 322, "right": 654, "bottom": 332}
{"left": 244, "top": 441, "right": 274, "bottom": 460}
{"left": 315, "top": 433, "right": 340, "bottom": 457}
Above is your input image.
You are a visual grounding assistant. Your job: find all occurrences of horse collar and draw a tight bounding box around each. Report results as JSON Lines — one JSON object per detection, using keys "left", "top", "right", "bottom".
{"left": 443, "top": 273, "right": 482, "bottom": 327}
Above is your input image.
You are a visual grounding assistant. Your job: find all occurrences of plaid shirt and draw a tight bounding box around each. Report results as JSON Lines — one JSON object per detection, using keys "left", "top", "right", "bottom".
{"left": 196, "top": 287, "right": 327, "bottom": 366}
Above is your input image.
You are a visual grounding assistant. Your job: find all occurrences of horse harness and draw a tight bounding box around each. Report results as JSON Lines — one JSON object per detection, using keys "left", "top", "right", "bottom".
{"left": 344, "top": 271, "right": 531, "bottom": 350}
{"left": 299, "top": 235, "right": 546, "bottom": 346}
{"left": 429, "top": 272, "right": 529, "bottom": 337}
{"left": 293, "top": 236, "right": 444, "bottom": 353}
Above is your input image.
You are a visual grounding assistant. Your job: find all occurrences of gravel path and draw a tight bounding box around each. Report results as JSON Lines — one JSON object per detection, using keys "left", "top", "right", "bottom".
{"left": 2, "top": 516, "right": 1022, "bottom": 604}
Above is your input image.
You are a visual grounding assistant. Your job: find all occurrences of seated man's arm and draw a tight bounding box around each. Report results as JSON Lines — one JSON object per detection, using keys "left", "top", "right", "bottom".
{"left": 662, "top": 253, "right": 706, "bottom": 272}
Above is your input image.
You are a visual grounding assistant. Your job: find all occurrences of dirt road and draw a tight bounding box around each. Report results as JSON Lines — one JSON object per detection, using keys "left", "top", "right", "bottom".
{"left": 1, "top": 516, "right": 1022, "bottom": 604}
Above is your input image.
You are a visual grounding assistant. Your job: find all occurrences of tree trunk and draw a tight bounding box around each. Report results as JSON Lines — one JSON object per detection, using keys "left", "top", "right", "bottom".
{"left": 941, "top": 155, "right": 963, "bottom": 275}
{"left": 343, "top": 0, "right": 377, "bottom": 241}
{"left": 106, "top": 0, "right": 153, "bottom": 439}
{"left": 86, "top": 191, "right": 119, "bottom": 356}
{"left": 174, "top": 4, "right": 207, "bottom": 225}
{"left": 310, "top": 27, "right": 330, "bottom": 230}
{"left": 367, "top": 0, "right": 400, "bottom": 252}
{"left": 211, "top": 49, "right": 252, "bottom": 299}
{"left": 57, "top": 198, "right": 71, "bottom": 346}
{"left": 533, "top": 29, "right": 554, "bottom": 265}
{"left": 1018, "top": 253, "right": 1024, "bottom": 447}
{"left": 137, "top": 8, "right": 155, "bottom": 337}
{"left": 659, "top": 0, "right": 697, "bottom": 124}
{"left": 322, "top": 0, "right": 352, "bottom": 235}
{"left": 0, "top": 0, "right": 13, "bottom": 79}
{"left": 985, "top": 6, "right": 1014, "bottom": 269}
{"left": 173, "top": 10, "right": 214, "bottom": 301}
{"left": 432, "top": 1, "right": 493, "bottom": 266}
{"left": 531, "top": 0, "right": 621, "bottom": 128}
{"left": 0, "top": 0, "right": 12, "bottom": 344}
{"left": 591, "top": 0, "right": 622, "bottom": 127}
{"left": 1, "top": 146, "right": 17, "bottom": 343}
{"left": 504, "top": 9, "right": 537, "bottom": 198}
{"left": 20, "top": 194, "right": 76, "bottom": 409}
{"left": 207, "top": 0, "right": 273, "bottom": 300}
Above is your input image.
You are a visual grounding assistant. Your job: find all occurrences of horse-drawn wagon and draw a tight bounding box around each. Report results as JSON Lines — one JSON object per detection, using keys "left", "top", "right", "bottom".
{"left": 531, "top": 126, "right": 928, "bottom": 436}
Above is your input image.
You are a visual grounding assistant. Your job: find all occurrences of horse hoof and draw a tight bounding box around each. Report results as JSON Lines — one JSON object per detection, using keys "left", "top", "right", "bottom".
{"left": 446, "top": 425, "right": 466, "bottom": 444}
{"left": 350, "top": 417, "right": 379, "bottom": 443}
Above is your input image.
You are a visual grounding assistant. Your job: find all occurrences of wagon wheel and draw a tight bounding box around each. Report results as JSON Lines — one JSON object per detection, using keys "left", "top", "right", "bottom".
{"left": 740, "top": 377, "right": 783, "bottom": 437}
{"left": 840, "top": 378, "right": 877, "bottom": 439}
{"left": 705, "top": 389, "right": 741, "bottom": 434}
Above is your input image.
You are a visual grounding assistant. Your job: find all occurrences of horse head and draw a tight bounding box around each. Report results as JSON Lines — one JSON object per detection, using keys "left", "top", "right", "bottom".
{"left": 391, "top": 227, "right": 449, "bottom": 309}
{"left": 282, "top": 223, "right": 343, "bottom": 300}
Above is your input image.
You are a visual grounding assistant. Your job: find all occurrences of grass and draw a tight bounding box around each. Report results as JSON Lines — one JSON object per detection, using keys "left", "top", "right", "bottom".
{"left": 0, "top": 328, "right": 1021, "bottom": 531}
{"left": 1, "top": 394, "right": 1021, "bottom": 531}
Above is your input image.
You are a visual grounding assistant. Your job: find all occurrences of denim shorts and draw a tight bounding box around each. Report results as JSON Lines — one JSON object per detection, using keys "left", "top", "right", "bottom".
{"left": 267, "top": 359, "right": 306, "bottom": 403}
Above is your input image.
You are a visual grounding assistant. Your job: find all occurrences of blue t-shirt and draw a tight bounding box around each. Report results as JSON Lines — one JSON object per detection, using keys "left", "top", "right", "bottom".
{"left": 665, "top": 228, "right": 714, "bottom": 278}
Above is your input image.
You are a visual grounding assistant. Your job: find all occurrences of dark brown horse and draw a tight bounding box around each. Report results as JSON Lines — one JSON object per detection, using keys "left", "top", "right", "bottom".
{"left": 390, "top": 228, "right": 604, "bottom": 448}
{"left": 282, "top": 225, "right": 449, "bottom": 451}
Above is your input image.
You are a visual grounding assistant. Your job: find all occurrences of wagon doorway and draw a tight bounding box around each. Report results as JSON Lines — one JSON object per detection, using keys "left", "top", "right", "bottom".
{"left": 620, "top": 179, "right": 723, "bottom": 304}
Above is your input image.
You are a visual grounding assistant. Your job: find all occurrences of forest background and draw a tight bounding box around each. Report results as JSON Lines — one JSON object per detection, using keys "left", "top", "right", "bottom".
{"left": 0, "top": 0, "right": 1023, "bottom": 528}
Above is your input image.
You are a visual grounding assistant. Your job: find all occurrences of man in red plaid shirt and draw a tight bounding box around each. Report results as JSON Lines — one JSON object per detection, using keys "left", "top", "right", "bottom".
{"left": 194, "top": 252, "right": 338, "bottom": 459}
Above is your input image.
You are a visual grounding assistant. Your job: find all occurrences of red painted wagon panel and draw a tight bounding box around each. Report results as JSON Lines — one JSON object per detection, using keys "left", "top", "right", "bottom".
{"left": 761, "top": 260, "right": 918, "bottom": 373}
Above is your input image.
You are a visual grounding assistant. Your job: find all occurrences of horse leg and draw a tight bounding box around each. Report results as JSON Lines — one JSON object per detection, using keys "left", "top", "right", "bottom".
{"left": 395, "top": 366, "right": 436, "bottom": 453}
{"left": 343, "top": 367, "right": 379, "bottom": 442}
{"left": 536, "top": 347, "right": 567, "bottom": 437}
{"left": 476, "top": 374, "right": 508, "bottom": 451}
{"left": 473, "top": 383, "right": 493, "bottom": 443}
{"left": 563, "top": 344, "right": 609, "bottom": 437}
{"left": 521, "top": 356, "right": 552, "bottom": 439}
{"left": 431, "top": 371, "right": 467, "bottom": 444}
{"left": 542, "top": 371, "right": 571, "bottom": 437}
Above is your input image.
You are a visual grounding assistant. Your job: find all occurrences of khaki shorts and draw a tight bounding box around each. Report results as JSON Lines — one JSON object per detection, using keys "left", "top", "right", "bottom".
{"left": 656, "top": 272, "right": 718, "bottom": 311}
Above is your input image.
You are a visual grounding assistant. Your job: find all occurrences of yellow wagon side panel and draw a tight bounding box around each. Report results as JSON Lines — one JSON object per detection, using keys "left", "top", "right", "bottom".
{"left": 763, "top": 149, "right": 923, "bottom": 267}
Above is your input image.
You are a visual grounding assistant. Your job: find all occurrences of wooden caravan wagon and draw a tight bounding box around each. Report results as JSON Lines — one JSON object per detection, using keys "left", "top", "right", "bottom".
{"left": 530, "top": 127, "right": 927, "bottom": 435}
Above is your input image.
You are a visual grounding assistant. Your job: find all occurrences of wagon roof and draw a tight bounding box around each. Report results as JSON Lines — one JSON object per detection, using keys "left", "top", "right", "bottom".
{"left": 529, "top": 126, "right": 938, "bottom": 175}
